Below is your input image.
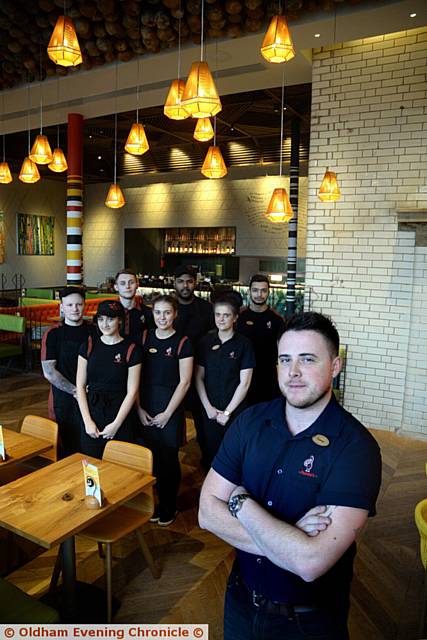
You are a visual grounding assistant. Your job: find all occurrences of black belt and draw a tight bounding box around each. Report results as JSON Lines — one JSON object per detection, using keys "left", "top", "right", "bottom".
{"left": 238, "top": 574, "right": 319, "bottom": 618}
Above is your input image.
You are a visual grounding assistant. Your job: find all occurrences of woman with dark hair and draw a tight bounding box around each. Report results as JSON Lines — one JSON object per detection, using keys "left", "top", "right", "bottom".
{"left": 195, "top": 294, "right": 255, "bottom": 467}
{"left": 76, "top": 300, "right": 142, "bottom": 459}
{"left": 136, "top": 294, "right": 193, "bottom": 526}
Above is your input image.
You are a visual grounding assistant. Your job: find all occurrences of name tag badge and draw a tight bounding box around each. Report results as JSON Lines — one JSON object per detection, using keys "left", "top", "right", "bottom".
{"left": 212, "top": 344, "right": 220, "bottom": 351}
{"left": 312, "top": 434, "right": 330, "bottom": 447}
{"left": 149, "top": 347, "right": 158, "bottom": 353}
{"left": 246, "top": 320, "right": 254, "bottom": 325}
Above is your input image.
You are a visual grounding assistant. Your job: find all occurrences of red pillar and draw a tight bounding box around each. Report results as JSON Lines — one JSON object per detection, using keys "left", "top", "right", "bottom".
{"left": 66, "top": 113, "right": 83, "bottom": 284}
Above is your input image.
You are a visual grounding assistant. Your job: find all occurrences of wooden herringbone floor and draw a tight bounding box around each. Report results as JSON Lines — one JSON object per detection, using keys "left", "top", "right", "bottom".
{"left": 1, "top": 370, "right": 426, "bottom": 639}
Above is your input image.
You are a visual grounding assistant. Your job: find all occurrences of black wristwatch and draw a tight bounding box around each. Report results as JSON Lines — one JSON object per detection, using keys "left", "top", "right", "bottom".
{"left": 228, "top": 493, "right": 251, "bottom": 518}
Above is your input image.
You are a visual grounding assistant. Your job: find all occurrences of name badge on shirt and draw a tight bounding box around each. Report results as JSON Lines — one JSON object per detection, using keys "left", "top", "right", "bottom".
{"left": 246, "top": 320, "right": 254, "bottom": 325}
{"left": 312, "top": 434, "right": 330, "bottom": 447}
{"left": 212, "top": 344, "right": 220, "bottom": 351}
{"left": 149, "top": 347, "right": 158, "bottom": 353}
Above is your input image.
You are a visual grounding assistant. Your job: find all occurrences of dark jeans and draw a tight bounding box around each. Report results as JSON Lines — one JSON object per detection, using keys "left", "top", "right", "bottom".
{"left": 224, "top": 569, "right": 349, "bottom": 640}
{"left": 151, "top": 444, "right": 181, "bottom": 519}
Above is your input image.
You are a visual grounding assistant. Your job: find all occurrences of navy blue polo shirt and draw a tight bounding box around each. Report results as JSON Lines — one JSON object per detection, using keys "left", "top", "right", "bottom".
{"left": 212, "top": 395, "right": 381, "bottom": 607}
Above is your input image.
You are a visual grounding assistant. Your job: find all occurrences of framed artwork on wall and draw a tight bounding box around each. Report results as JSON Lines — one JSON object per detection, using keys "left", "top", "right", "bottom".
{"left": 0, "top": 213, "right": 5, "bottom": 263}
{"left": 17, "top": 213, "right": 55, "bottom": 256}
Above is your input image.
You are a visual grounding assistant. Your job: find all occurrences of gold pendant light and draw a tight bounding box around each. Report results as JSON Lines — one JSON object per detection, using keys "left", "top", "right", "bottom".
{"left": 48, "top": 147, "right": 68, "bottom": 172}
{"left": 105, "top": 183, "right": 126, "bottom": 209}
{"left": 19, "top": 157, "right": 40, "bottom": 183}
{"left": 164, "top": 80, "right": 189, "bottom": 120}
{"left": 47, "top": 16, "right": 83, "bottom": 67}
{"left": 182, "top": 0, "right": 221, "bottom": 118}
{"left": 318, "top": 170, "right": 341, "bottom": 201}
{"left": 265, "top": 67, "right": 293, "bottom": 223}
{"left": 0, "top": 161, "right": 12, "bottom": 184}
{"left": 106, "top": 113, "right": 125, "bottom": 209}
{"left": 261, "top": 15, "right": 295, "bottom": 64}
{"left": 265, "top": 188, "right": 293, "bottom": 223}
{"left": 194, "top": 117, "right": 214, "bottom": 142}
{"left": 201, "top": 145, "right": 227, "bottom": 179}
{"left": 29, "top": 134, "right": 53, "bottom": 165}
{"left": 125, "top": 123, "right": 149, "bottom": 156}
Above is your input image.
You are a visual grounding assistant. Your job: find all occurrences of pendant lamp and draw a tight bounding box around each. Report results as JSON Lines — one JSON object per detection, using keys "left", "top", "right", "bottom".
{"left": 264, "top": 68, "right": 293, "bottom": 223}
{"left": 106, "top": 113, "right": 125, "bottom": 209}
{"left": 47, "top": 16, "right": 83, "bottom": 67}
{"left": 318, "top": 170, "right": 341, "bottom": 201}
{"left": 125, "top": 62, "right": 149, "bottom": 156}
{"left": 201, "top": 115, "right": 227, "bottom": 179}
{"left": 19, "top": 157, "right": 40, "bottom": 184}
{"left": 181, "top": 0, "right": 221, "bottom": 118}
{"left": 194, "top": 117, "right": 214, "bottom": 142}
{"left": 0, "top": 136, "right": 12, "bottom": 183}
{"left": 30, "top": 134, "right": 53, "bottom": 165}
{"left": 48, "top": 147, "right": 68, "bottom": 173}
{"left": 317, "top": 9, "right": 341, "bottom": 202}
{"left": 261, "top": 15, "right": 295, "bottom": 64}
{"left": 164, "top": 13, "right": 189, "bottom": 120}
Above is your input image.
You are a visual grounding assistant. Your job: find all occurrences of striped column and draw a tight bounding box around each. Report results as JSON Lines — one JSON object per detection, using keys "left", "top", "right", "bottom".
{"left": 286, "top": 118, "right": 300, "bottom": 317}
{"left": 67, "top": 113, "right": 83, "bottom": 284}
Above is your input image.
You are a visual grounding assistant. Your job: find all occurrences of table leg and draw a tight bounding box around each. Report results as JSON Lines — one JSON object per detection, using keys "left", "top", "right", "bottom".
{"left": 60, "top": 537, "right": 77, "bottom": 621}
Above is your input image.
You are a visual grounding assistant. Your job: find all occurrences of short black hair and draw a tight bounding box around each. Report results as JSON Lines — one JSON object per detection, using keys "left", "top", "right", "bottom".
{"left": 114, "top": 268, "right": 137, "bottom": 282}
{"left": 174, "top": 264, "right": 196, "bottom": 279}
{"left": 59, "top": 286, "right": 85, "bottom": 300}
{"left": 249, "top": 274, "right": 270, "bottom": 288}
{"left": 281, "top": 312, "right": 339, "bottom": 357}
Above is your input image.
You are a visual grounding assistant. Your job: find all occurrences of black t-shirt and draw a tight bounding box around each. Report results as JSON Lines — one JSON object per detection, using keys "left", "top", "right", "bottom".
{"left": 120, "top": 300, "right": 154, "bottom": 343}
{"left": 237, "top": 306, "right": 285, "bottom": 373}
{"left": 197, "top": 331, "right": 255, "bottom": 410}
{"left": 141, "top": 330, "right": 193, "bottom": 391}
{"left": 174, "top": 296, "right": 214, "bottom": 346}
{"left": 79, "top": 336, "right": 142, "bottom": 393}
{"left": 42, "top": 322, "right": 97, "bottom": 385}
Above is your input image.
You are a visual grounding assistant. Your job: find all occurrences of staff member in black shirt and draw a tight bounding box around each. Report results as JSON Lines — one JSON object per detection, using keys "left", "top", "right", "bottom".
{"left": 136, "top": 295, "right": 193, "bottom": 526}
{"left": 76, "top": 300, "right": 142, "bottom": 459}
{"left": 173, "top": 265, "right": 215, "bottom": 468}
{"left": 237, "top": 274, "right": 285, "bottom": 405}
{"left": 114, "top": 268, "right": 153, "bottom": 342}
{"left": 41, "top": 287, "right": 97, "bottom": 457}
{"left": 196, "top": 294, "right": 255, "bottom": 467}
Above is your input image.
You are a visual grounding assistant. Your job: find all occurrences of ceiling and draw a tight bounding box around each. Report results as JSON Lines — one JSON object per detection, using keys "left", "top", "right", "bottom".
{"left": 0, "top": 0, "right": 425, "bottom": 181}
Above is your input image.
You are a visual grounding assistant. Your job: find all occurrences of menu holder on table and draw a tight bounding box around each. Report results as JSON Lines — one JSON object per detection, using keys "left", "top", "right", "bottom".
{"left": 82, "top": 459, "right": 102, "bottom": 509}
{"left": 0, "top": 425, "right": 5, "bottom": 461}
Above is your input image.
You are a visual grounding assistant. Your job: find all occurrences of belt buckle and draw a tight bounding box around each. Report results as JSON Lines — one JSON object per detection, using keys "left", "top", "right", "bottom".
{"left": 252, "top": 591, "right": 264, "bottom": 608}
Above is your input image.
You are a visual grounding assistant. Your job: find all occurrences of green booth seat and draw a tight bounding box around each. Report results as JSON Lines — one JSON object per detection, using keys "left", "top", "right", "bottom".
{"left": 0, "top": 313, "right": 26, "bottom": 375}
{"left": 0, "top": 577, "right": 60, "bottom": 623}
{"left": 25, "top": 288, "right": 54, "bottom": 300}
{"left": 21, "top": 297, "right": 58, "bottom": 307}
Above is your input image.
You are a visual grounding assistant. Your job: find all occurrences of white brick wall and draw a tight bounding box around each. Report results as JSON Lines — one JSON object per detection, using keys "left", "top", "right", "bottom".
{"left": 306, "top": 27, "right": 427, "bottom": 435}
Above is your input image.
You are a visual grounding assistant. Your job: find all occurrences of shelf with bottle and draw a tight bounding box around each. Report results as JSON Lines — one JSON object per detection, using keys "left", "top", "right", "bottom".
{"left": 163, "top": 226, "right": 235, "bottom": 255}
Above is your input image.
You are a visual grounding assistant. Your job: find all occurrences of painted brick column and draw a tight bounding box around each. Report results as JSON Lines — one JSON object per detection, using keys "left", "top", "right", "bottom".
{"left": 66, "top": 113, "right": 83, "bottom": 284}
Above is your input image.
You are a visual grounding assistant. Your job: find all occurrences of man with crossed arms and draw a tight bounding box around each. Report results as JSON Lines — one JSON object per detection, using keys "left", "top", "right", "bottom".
{"left": 199, "top": 312, "right": 381, "bottom": 640}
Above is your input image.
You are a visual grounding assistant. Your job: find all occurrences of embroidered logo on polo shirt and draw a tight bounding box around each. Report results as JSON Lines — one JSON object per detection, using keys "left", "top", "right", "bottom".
{"left": 267, "top": 321, "right": 272, "bottom": 329}
{"left": 298, "top": 454, "right": 317, "bottom": 478}
{"left": 228, "top": 351, "right": 236, "bottom": 359}
{"left": 165, "top": 347, "right": 173, "bottom": 357}
{"left": 114, "top": 353, "right": 122, "bottom": 363}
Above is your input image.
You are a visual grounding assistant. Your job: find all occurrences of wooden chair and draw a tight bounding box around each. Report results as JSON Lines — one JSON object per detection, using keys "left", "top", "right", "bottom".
{"left": 21, "top": 414, "right": 58, "bottom": 463}
{"left": 79, "top": 441, "right": 160, "bottom": 622}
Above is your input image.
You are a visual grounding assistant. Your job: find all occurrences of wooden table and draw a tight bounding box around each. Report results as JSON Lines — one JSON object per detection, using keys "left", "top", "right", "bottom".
{"left": 0, "top": 452, "right": 155, "bottom": 620}
{"left": 0, "top": 427, "right": 52, "bottom": 468}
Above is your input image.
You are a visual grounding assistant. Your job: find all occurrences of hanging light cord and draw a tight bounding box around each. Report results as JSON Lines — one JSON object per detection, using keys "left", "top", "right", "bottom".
{"left": 279, "top": 65, "right": 285, "bottom": 178}
{"left": 57, "top": 125, "right": 60, "bottom": 148}
{"left": 200, "top": 0, "right": 205, "bottom": 62}
{"left": 39, "top": 40, "right": 43, "bottom": 134}
{"left": 177, "top": 1, "right": 182, "bottom": 81}
{"left": 27, "top": 82, "right": 31, "bottom": 155}
{"left": 2, "top": 135, "right": 5, "bottom": 163}
{"left": 114, "top": 113, "right": 117, "bottom": 184}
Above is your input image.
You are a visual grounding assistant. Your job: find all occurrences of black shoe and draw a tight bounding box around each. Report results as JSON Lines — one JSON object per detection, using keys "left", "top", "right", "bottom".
{"left": 149, "top": 508, "right": 160, "bottom": 523}
{"left": 158, "top": 510, "right": 178, "bottom": 527}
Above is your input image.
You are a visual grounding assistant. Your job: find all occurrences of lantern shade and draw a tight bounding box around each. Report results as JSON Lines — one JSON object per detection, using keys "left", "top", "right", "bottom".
{"left": 182, "top": 61, "right": 222, "bottom": 118}
{"left": 105, "top": 183, "right": 126, "bottom": 209}
{"left": 265, "top": 188, "right": 294, "bottom": 223}
{"left": 164, "top": 80, "right": 189, "bottom": 120}
{"left": 29, "top": 134, "right": 53, "bottom": 165}
{"left": 19, "top": 157, "right": 40, "bottom": 183}
{"left": 318, "top": 170, "right": 341, "bottom": 202}
{"left": 194, "top": 117, "right": 214, "bottom": 142}
{"left": 261, "top": 15, "right": 295, "bottom": 64}
{"left": 201, "top": 146, "right": 227, "bottom": 179}
{"left": 124, "top": 123, "right": 149, "bottom": 156}
{"left": 0, "top": 162, "right": 13, "bottom": 184}
{"left": 48, "top": 147, "right": 68, "bottom": 173}
{"left": 47, "top": 16, "right": 83, "bottom": 67}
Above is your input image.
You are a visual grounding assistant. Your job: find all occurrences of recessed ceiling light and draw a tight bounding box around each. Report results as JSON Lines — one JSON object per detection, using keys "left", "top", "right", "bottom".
{"left": 314, "top": 33, "right": 320, "bottom": 38}
{"left": 410, "top": 12, "right": 416, "bottom": 17}
{"left": 97, "top": 155, "right": 102, "bottom": 160}
{"left": 89, "top": 135, "right": 92, "bottom": 139}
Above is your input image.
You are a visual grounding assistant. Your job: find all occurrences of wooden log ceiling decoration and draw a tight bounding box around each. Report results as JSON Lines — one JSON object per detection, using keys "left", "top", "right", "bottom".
{"left": 0, "top": 0, "right": 376, "bottom": 90}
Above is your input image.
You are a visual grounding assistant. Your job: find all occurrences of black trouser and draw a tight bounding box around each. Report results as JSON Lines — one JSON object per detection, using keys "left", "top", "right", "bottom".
{"left": 184, "top": 383, "right": 209, "bottom": 466}
{"left": 200, "top": 414, "right": 228, "bottom": 469}
{"left": 150, "top": 444, "right": 181, "bottom": 520}
{"left": 53, "top": 394, "right": 81, "bottom": 458}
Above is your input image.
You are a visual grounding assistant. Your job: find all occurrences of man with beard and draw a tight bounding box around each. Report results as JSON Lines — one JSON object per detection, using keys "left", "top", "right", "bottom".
{"left": 237, "top": 274, "right": 285, "bottom": 405}
{"left": 114, "top": 268, "right": 153, "bottom": 342}
{"left": 41, "top": 287, "right": 97, "bottom": 457}
{"left": 199, "top": 312, "right": 381, "bottom": 640}
{"left": 173, "top": 265, "right": 215, "bottom": 468}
